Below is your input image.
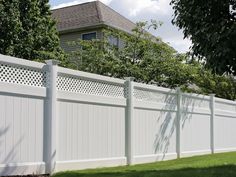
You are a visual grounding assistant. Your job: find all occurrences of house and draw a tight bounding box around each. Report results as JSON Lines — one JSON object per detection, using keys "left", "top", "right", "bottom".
{"left": 51, "top": 1, "right": 137, "bottom": 52}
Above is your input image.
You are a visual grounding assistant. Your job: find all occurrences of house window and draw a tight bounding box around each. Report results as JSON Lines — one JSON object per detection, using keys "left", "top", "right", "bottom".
{"left": 108, "top": 35, "right": 119, "bottom": 47}
{"left": 82, "top": 32, "right": 96, "bottom": 40}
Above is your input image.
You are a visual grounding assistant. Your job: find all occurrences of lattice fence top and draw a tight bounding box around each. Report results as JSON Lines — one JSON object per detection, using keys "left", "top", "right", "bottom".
{"left": 182, "top": 95, "right": 210, "bottom": 109}
{"left": 57, "top": 74, "right": 125, "bottom": 98}
{"left": 0, "top": 62, "right": 46, "bottom": 87}
{"left": 134, "top": 87, "right": 177, "bottom": 104}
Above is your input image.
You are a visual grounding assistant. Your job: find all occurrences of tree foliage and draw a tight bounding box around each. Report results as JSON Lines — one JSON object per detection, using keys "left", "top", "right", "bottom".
{"left": 69, "top": 22, "right": 195, "bottom": 87}
{"left": 0, "top": 0, "right": 67, "bottom": 64}
{"left": 171, "top": 0, "right": 236, "bottom": 75}
{"left": 193, "top": 70, "right": 236, "bottom": 100}
{"left": 68, "top": 21, "right": 236, "bottom": 100}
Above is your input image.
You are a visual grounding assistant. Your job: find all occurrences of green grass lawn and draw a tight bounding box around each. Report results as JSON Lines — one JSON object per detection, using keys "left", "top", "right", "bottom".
{"left": 53, "top": 152, "right": 236, "bottom": 177}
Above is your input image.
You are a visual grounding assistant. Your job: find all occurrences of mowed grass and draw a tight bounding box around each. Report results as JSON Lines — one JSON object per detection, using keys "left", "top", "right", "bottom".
{"left": 53, "top": 152, "right": 236, "bottom": 177}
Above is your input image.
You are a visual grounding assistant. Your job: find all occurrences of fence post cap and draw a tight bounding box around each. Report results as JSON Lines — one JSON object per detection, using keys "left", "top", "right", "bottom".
{"left": 45, "top": 60, "right": 60, "bottom": 65}
{"left": 125, "top": 77, "right": 135, "bottom": 82}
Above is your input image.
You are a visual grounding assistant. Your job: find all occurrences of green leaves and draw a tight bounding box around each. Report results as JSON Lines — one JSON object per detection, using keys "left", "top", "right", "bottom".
{"left": 171, "top": 0, "right": 236, "bottom": 75}
{"left": 0, "top": 0, "right": 66, "bottom": 64}
{"left": 68, "top": 21, "right": 236, "bottom": 100}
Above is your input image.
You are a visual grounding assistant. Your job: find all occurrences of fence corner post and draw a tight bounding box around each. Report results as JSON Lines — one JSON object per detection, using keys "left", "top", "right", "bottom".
{"left": 176, "top": 87, "right": 182, "bottom": 159}
{"left": 125, "top": 77, "right": 135, "bottom": 165}
{"left": 210, "top": 94, "right": 215, "bottom": 154}
{"left": 45, "top": 60, "right": 59, "bottom": 174}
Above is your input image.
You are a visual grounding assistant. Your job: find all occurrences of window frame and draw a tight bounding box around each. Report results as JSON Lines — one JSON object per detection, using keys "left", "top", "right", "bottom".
{"left": 81, "top": 31, "right": 97, "bottom": 40}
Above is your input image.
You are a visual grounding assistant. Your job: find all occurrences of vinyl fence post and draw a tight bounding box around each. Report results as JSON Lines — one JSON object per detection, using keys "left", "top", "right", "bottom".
{"left": 125, "top": 77, "right": 135, "bottom": 165}
{"left": 45, "top": 60, "right": 59, "bottom": 174}
{"left": 176, "top": 87, "right": 182, "bottom": 158}
{"left": 210, "top": 94, "right": 215, "bottom": 154}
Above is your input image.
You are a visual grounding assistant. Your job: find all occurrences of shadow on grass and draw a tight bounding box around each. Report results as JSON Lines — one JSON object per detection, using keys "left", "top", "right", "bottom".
{"left": 53, "top": 165, "right": 236, "bottom": 177}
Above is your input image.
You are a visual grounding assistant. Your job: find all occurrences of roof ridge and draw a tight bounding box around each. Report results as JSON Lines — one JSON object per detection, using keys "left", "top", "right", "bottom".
{"left": 96, "top": 1, "right": 136, "bottom": 26}
{"left": 95, "top": 1, "right": 104, "bottom": 23}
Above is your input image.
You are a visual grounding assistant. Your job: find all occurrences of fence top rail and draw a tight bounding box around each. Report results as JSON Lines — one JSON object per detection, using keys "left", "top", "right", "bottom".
{"left": 0, "top": 54, "right": 46, "bottom": 70}
{"left": 182, "top": 92, "right": 210, "bottom": 101}
{"left": 215, "top": 97, "right": 236, "bottom": 106}
{"left": 1, "top": 54, "right": 235, "bottom": 107}
{"left": 58, "top": 66, "right": 125, "bottom": 85}
{"left": 133, "top": 82, "right": 176, "bottom": 95}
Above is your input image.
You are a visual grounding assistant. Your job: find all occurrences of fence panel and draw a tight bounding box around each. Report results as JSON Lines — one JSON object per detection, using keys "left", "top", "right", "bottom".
{"left": 180, "top": 94, "right": 211, "bottom": 157}
{"left": 0, "top": 55, "right": 46, "bottom": 176}
{"left": 55, "top": 67, "right": 127, "bottom": 171}
{"left": 214, "top": 98, "right": 236, "bottom": 153}
{"left": 133, "top": 83, "right": 177, "bottom": 164}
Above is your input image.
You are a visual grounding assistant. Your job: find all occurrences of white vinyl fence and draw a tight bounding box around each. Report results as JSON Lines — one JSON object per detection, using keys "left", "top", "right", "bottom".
{"left": 0, "top": 54, "right": 236, "bottom": 176}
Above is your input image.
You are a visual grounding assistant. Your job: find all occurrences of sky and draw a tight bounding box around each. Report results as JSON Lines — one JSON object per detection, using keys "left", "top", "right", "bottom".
{"left": 49, "top": 0, "right": 192, "bottom": 53}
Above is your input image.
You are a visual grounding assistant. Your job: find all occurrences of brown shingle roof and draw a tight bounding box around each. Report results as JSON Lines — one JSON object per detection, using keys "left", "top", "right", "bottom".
{"left": 51, "top": 1, "right": 136, "bottom": 33}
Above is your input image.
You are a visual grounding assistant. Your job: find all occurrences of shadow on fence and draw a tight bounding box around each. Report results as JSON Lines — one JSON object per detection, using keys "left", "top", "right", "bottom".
{"left": 154, "top": 92, "right": 209, "bottom": 159}
{"left": 154, "top": 92, "right": 177, "bottom": 159}
{"left": 0, "top": 126, "right": 22, "bottom": 176}
{"left": 0, "top": 94, "right": 47, "bottom": 176}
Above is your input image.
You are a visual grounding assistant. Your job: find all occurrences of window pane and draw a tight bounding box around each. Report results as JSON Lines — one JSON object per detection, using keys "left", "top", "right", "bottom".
{"left": 108, "top": 35, "right": 119, "bottom": 46}
{"left": 82, "top": 32, "right": 96, "bottom": 40}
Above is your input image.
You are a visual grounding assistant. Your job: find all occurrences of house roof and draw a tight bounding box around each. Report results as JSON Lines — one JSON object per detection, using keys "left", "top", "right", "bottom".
{"left": 51, "top": 1, "right": 136, "bottom": 34}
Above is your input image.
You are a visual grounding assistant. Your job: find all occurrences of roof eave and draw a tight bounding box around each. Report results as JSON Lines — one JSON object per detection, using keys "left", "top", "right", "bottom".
{"left": 57, "top": 23, "right": 106, "bottom": 34}
{"left": 57, "top": 22, "right": 134, "bottom": 35}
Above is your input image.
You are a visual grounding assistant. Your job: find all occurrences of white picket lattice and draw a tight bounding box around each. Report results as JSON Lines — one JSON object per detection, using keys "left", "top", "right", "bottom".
{"left": 57, "top": 74, "right": 125, "bottom": 98}
{"left": 134, "top": 87, "right": 177, "bottom": 104}
{"left": 0, "top": 62, "right": 46, "bottom": 87}
{"left": 182, "top": 95, "right": 210, "bottom": 109}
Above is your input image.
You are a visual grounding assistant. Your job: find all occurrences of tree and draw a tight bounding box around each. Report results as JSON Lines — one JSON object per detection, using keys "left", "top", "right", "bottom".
{"left": 72, "top": 21, "right": 164, "bottom": 76}
{"left": 193, "top": 70, "right": 236, "bottom": 100}
{"left": 171, "top": 0, "right": 236, "bottom": 75}
{"left": 0, "top": 0, "right": 67, "bottom": 65}
{"left": 69, "top": 22, "right": 200, "bottom": 88}
{"left": 69, "top": 21, "right": 236, "bottom": 100}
